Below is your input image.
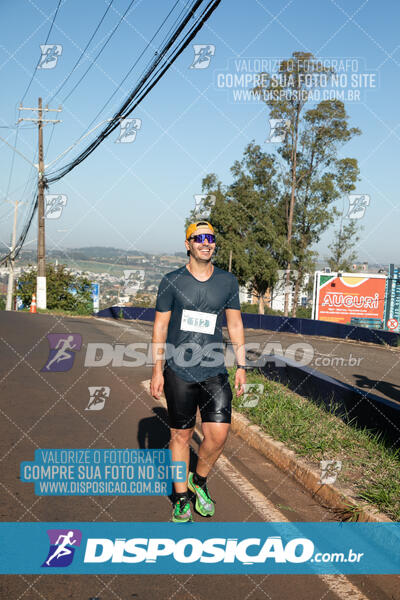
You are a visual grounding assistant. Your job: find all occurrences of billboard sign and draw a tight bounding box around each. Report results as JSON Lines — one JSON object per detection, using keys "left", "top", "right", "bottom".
{"left": 312, "top": 272, "right": 387, "bottom": 325}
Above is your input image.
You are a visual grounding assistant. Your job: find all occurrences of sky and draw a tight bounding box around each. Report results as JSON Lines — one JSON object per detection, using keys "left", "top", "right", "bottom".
{"left": 0, "top": 0, "right": 399, "bottom": 267}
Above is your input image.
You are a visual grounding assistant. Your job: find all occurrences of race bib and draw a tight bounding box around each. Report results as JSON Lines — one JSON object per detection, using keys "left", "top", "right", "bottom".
{"left": 180, "top": 309, "right": 217, "bottom": 335}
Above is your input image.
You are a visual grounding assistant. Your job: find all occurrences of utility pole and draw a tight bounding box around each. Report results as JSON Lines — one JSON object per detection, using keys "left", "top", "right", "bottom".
{"left": 18, "top": 98, "right": 62, "bottom": 309}
{"left": 5, "top": 199, "right": 22, "bottom": 310}
{"left": 1, "top": 111, "right": 111, "bottom": 311}
{"left": 37, "top": 97, "right": 46, "bottom": 309}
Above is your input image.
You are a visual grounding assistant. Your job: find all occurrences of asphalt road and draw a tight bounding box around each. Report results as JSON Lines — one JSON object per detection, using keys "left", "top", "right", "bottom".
{"left": 0, "top": 311, "right": 398, "bottom": 600}
{"left": 94, "top": 318, "right": 400, "bottom": 405}
{"left": 236, "top": 326, "right": 400, "bottom": 406}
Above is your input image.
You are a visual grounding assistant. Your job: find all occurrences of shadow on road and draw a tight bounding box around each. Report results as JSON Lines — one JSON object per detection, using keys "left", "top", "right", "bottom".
{"left": 137, "top": 407, "right": 199, "bottom": 503}
{"left": 137, "top": 406, "right": 170, "bottom": 449}
{"left": 353, "top": 373, "right": 400, "bottom": 403}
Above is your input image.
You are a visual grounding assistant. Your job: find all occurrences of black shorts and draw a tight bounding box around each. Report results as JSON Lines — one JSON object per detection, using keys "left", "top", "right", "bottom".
{"left": 163, "top": 365, "right": 232, "bottom": 430}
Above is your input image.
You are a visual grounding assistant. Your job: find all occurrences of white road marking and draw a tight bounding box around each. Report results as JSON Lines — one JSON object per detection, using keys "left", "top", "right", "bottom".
{"left": 141, "top": 378, "right": 371, "bottom": 600}
{"left": 96, "top": 317, "right": 150, "bottom": 337}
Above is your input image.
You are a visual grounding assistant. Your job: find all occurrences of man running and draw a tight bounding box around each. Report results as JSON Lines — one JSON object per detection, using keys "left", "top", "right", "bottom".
{"left": 150, "top": 221, "right": 246, "bottom": 522}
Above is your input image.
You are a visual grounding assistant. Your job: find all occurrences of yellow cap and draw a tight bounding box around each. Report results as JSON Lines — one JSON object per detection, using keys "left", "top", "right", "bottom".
{"left": 186, "top": 220, "right": 215, "bottom": 240}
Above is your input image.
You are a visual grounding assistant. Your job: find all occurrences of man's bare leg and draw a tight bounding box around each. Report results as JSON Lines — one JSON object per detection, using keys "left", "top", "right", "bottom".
{"left": 196, "top": 422, "right": 230, "bottom": 477}
{"left": 169, "top": 427, "right": 194, "bottom": 495}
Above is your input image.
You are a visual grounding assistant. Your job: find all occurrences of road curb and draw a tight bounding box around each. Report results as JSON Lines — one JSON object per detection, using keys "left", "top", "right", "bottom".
{"left": 230, "top": 409, "right": 392, "bottom": 523}
{"left": 141, "top": 379, "right": 392, "bottom": 522}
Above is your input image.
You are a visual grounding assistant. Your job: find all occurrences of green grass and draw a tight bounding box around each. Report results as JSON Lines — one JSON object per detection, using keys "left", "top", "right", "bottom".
{"left": 229, "top": 369, "right": 400, "bottom": 521}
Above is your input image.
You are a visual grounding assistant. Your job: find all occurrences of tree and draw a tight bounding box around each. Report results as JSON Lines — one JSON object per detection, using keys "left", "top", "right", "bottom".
{"left": 18, "top": 263, "right": 93, "bottom": 314}
{"left": 255, "top": 52, "right": 361, "bottom": 315}
{"left": 289, "top": 156, "right": 359, "bottom": 315}
{"left": 199, "top": 143, "right": 287, "bottom": 314}
{"left": 328, "top": 219, "right": 360, "bottom": 272}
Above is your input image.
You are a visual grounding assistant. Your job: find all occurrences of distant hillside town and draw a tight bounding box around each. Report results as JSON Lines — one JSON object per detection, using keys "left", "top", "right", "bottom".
{"left": 0, "top": 246, "right": 390, "bottom": 313}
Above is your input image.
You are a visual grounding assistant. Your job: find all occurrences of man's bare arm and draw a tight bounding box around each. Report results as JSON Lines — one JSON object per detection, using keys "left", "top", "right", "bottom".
{"left": 225, "top": 308, "right": 246, "bottom": 395}
{"left": 225, "top": 308, "right": 245, "bottom": 362}
{"left": 150, "top": 310, "right": 171, "bottom": 398}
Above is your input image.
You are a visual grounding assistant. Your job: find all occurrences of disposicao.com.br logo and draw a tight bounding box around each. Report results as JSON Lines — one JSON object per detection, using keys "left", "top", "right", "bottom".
{"left": 40, "top": 531, "right": 365, "bottom": 571}
{"left": 0, "top": 522, "right": 396, "bottom": 575}
{"left": 84, "top": 535, "right": 340, "bottom": 565}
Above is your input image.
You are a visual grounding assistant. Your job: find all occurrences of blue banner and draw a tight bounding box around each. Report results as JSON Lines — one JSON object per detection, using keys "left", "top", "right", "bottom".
{"left": 0, "top": 522, "right": 398, "bottom": 574}
{"left": 20, "top": 449, "right": 185, "bottom": 496}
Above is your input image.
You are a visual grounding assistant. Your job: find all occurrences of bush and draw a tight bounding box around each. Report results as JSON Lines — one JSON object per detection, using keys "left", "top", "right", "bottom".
{"left": 240, "top": 302, "right": 284, "bottom": 316}
{"left": 240, "top": 302, "right": 311, "bottom": 318}
{"left": 17, "top": 263, "right": 93, "bottom": 315}
{"left": 265, "top": 306, "right": 284, "bottom": 316}
{"left": 240, "top": 302, "right": 260, "bottom": 314}
{"left": 295, "top": 305, "right": 312, "bottom": 319}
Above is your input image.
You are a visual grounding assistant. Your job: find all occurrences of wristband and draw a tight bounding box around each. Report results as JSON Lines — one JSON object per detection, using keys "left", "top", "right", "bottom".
{"left": 236, "top": 365, "right": 247, "bottom": 370}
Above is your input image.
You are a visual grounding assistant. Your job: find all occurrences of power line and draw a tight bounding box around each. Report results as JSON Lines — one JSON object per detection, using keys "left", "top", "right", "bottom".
{"left": 47, "top": 0, "right": 221, "bottom": 184}
{"left": 4, "top": 127, "right": 19, "bottom": 211}
{"left": 0, "top": 0, "right": 222, "bottom": 266}
{"left": 62, "top": 0, "right": 136, "bottom": 103}
{"left": 20, "top": 0, "right": 63, "bottom": 104}
{"left": 0, "top": 0, "right": 63, "bottom": 272}
{"left": 45, "top": 123, "right": 56, "bottom": 157}
{"left": 3, "top": 0, "right": 112, "bottom": 271}
{"left": 46, "top": 0, "right": 115, "bottom": 104}
{"left": 50, "top": 0, "right": 188, "bottom": 173}
{"left": 0, "top": 124, "right": 38, "bottom": 129}
{"left": 84, "top": 0, "right": 184, "bottom": 135}
{"left": 0, "top": 102, "right": 61, "bottom": 272}
{"left": 17, "top": 99, "right": 62, "bottom": 309}
{"left": 0, "top": 204, "right": 17, "bottom": 223}
{"left": 0, "top": 172, "right": 36, "bottom": 207}
{"left": 0, "top": 193, "right": 38, "bottom": 267}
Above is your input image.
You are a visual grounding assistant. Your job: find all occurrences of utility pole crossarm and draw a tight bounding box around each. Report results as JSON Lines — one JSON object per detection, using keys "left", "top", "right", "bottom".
{"left": 18, "top": 118, "right": 62, "bottom": 124}
{"left": 19, "top": 104, "right": 62, "bottom": 112}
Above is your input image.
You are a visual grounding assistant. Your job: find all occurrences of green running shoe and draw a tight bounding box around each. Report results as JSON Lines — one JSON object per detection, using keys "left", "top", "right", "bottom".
{"left": 188, "top": 472, "right": 215, "bottom": 517}
{"left": 172, "top": 497, "right": 193, "bottom": 523}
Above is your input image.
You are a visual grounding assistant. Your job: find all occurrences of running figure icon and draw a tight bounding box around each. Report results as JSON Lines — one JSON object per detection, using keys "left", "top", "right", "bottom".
{"left": 86, "top": 386, "right": 110, "bottom": 410}
{"left": 42, "top": 528, "right": 82, "bottom": 567}
{"left": 38, "top": 44, "right": 62, "bottom": 69}
{"left": 45, "top": 531, "right": 77, "bottom": 566}
{"left": 190, "top": 44, "right": 215, "bottom": 69}
{"left": 45, "top": 335, "right": 77, "bottom": 371}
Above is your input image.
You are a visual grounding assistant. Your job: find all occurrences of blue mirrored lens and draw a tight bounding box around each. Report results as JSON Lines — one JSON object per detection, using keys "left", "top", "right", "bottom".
{"left": 192, "top": 234, "right": 215, "bottom": 243}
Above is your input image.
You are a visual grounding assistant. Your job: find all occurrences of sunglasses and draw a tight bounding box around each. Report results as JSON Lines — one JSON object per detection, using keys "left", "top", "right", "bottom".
{"left": 189, "top": 233, "right": 215, "bottom": 244}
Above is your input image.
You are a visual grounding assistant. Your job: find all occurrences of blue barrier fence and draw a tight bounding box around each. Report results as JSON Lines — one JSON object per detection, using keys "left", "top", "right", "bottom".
{"left": 95, "top": 306, "right": 400, "bottom": 444}
{"left": 95, "top": 306, "right": 400, "bottom": 347}
{"left": 260, "top": 355, "right": 400, "bottom": 448}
